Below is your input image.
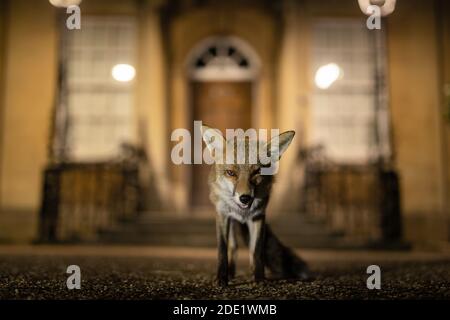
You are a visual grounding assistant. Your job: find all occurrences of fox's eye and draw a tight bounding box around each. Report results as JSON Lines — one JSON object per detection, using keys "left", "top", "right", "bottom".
{"left": 225, "top": 170, "right": 236, "bottom": 177}
{"left": 252, "top": 175, "right": 263, "bottom": 185}
{"left": 252, "top": 168, "right": 261, "bottom": 176}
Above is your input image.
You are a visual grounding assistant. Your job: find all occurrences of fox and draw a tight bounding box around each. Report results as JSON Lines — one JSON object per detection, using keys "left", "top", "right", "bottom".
{"left": 200, "top": 125, "right": 312, "bottom": 286}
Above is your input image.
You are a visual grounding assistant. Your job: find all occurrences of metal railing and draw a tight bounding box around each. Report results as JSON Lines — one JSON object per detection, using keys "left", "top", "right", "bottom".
{"left": 38, "top": 162, "right": 139, "bottom": 242}
{"left": 299, "top": 146, "right": 402, "bottom": 244}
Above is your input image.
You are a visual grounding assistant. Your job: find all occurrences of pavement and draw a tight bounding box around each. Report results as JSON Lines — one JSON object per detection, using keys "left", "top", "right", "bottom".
{"left": 0, "top": 245, "right": 449, "bottom": 300}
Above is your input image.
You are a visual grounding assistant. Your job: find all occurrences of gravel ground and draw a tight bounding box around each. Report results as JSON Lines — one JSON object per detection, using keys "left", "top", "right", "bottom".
{"left": 0, "top": 249, "right": 449, "bottom": 300}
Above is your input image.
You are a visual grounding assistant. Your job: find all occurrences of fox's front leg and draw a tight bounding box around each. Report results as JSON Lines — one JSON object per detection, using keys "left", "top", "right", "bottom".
{"left": 216, "top": 213, "right": 231, "bottom": 287}
{"left": 228, "top": 220, "right": 238, "bottom": 279}
{"left": 247, "top": 216, "right": 265, "bottom": 282}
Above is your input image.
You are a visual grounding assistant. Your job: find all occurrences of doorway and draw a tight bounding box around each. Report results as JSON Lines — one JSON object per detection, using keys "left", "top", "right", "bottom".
{"left": 186, "top": 36, "right": 260, "bottom": 211}
{"left": 191, "top": 81, "right": 252, "bottom": 208}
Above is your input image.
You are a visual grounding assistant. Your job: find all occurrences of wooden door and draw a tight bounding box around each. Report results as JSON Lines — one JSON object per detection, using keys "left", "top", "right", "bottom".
{"left": 191, "top": 81, "right": 252, "bottom": 208}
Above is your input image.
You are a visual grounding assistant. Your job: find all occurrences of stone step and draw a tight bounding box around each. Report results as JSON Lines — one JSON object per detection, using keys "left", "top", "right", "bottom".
{"left": 98, "top": 211, "right": 348, "bottom": 248}
{"left": 99, "top": 230, "right": 342, "bottom": 248}
{"left": 111, "top": 214, "right": 331, "bottom": 238}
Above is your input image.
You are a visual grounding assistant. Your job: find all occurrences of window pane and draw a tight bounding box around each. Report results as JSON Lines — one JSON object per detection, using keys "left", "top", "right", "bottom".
{"left": 62, "top": 17, "right": 137, "bottom": 162}
{"left": 311, "top": 19, "right": 382, "bottom": 164}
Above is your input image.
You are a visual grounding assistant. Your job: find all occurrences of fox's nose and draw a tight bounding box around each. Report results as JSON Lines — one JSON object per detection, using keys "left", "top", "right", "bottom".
{"left": 239, "top": 194, "right": 253, "bottom": 205}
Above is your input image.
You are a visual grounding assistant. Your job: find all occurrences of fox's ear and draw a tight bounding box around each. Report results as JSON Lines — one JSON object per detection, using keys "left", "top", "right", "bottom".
{"left": 265, "top": 131, "right": 295, "bottom": 161}
{"left": 201, "top": 125, "right": 226, "bottom": 158}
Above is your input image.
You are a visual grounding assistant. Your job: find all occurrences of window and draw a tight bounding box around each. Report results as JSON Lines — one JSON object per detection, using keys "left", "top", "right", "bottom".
{"left": 188, "top": 37, "right": 259, "bottom": 81}
{"left": 310, "top": 19, "right": 389, "bottom": 164}
{"left": 58, "top": 17, "right": 137, "bottom": 162}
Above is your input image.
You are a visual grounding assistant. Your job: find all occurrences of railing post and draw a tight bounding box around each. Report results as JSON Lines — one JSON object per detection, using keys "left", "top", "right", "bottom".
{"left": 38, "top": 165, "right": 61, "bottom": 242}
{"left": 379, "top": 169, "right": 402, "bottom": 241}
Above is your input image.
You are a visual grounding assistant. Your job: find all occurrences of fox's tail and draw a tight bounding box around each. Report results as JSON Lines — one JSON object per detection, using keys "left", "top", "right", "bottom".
{"left": 264, "top": 225, "right": 312, "bottom": 280}
{"left": 239, "top": 223, "right": 313, "bottom": 280}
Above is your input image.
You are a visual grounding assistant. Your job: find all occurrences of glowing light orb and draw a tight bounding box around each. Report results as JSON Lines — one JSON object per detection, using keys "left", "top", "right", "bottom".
{"left": 314, "top": 63, "right": 342, "bottom": 90}
{"left": 111, "top": 64, "right": 136, "bottom": 82}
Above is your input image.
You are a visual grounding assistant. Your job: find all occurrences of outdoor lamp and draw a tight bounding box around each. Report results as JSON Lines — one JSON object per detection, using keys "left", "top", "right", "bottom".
{"left": 49, "top": 0, "right": 82, "bottom": 8}
{"left": 358, "top": 0, "right": 396, "bottom": 16}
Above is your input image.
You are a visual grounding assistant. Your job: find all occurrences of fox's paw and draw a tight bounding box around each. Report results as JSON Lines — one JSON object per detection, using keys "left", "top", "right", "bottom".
{"left": 228, "top": 263, "right": 236, "bottom": 279}
{"left": 214, "top": 277, "right": 228, "bottom": 287}
{"left": 251, "top": 277, "right": 269, "bottom": 286}
{"left": 253, "top": 273, "right": 266, "bottom": 283}
{"left": 297, "top": 269, "right": 315, "bottom": 282}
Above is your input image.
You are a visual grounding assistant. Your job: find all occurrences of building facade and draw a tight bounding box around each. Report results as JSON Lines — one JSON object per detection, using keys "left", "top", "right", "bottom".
{"left": 0, "top": 0, "right": 449, "bottom": 248}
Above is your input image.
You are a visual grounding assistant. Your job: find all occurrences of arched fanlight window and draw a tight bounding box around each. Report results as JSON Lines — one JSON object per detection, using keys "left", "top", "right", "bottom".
{"left": 187, "top": 37, "right": 260, "bottom": 81}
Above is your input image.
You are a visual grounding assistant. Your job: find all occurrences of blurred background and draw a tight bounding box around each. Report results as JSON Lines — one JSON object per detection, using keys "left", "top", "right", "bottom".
{"left": 0, "top": 0, "right": 449, "bottom": 252}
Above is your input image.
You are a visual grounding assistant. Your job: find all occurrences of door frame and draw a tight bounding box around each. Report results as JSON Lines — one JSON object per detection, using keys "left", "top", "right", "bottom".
{"left": 185, "top": 36, "right": 261, "bottom": 215}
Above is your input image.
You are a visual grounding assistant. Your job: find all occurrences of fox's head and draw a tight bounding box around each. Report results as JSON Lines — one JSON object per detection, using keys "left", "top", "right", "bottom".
{"left": 201, "top": 125, "right": 295, "bottom": 218}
